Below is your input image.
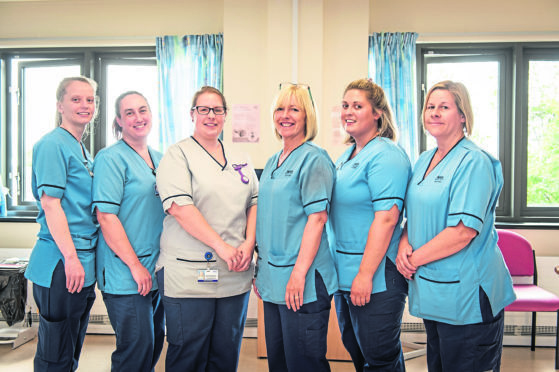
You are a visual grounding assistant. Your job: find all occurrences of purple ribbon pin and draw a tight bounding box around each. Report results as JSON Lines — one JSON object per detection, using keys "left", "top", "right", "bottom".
{"left": 232, "top": 163, "right": 249, "bottom": 184}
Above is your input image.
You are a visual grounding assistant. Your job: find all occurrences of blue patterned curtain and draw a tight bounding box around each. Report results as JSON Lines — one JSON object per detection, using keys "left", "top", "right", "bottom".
{"left": 156, "top": 34, "right": 223, "bottom": 150}
{"left": 369, "top": 32, "right": 418, "bottom": 164}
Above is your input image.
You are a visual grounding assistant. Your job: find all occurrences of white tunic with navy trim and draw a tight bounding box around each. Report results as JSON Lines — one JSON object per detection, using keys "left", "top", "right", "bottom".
{"left": 155, "top": 137, "right": 258, "bottom": 298}
{"left": 406, "top": 138, "right": 515, "bottom": 325}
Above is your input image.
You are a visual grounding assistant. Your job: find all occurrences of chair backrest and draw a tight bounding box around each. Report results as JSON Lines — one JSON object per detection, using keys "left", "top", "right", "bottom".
{"left": 497, "top": 229, "right": 534, "bottom": 277}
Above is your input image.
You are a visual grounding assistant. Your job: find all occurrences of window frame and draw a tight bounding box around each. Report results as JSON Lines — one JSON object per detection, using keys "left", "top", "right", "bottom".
{"left": 518, "top": 46, "right": 559, "bottom": 220}
{"left": 93, "top": 52, "right": 157, "bottom": 154}
{"left": 0, "top": 46, "right": 156, "bottom": 218}
{"left": 417, "top": 42, "right": 559, "bottom": 224}
{"left": 17, "top": 57, "right": 84, "bottom": 207}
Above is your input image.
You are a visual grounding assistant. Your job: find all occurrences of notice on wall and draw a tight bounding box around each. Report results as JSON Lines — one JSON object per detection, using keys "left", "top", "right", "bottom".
{"left": 231, "top": 104, "right": 260, "bottom": 143}
{"left": 331, "top": 105, "right": 345, "bottom": 146}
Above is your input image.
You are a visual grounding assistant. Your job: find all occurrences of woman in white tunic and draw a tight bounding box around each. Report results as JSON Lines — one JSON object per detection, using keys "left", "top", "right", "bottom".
{"left": 155, "top": 86, "right": 258, "bottom": 372}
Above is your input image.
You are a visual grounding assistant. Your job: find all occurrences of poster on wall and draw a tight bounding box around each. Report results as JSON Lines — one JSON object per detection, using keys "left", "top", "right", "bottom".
{"left": 231, "top": 104, "right": 260, "bottom": 143}
{"left": 331, "top": 105, "right": 345, "bottom": 146}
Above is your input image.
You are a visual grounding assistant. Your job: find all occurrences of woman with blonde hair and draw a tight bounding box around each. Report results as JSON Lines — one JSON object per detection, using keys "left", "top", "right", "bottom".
{"left": 396, "top": 81, "right": 515, "bottom": 371}
{"left": 328, "top": 78, "right": 411, "bottom": 371}
{"left": 255, "top": 83, "right": 338, "bottom": 372}
{"left": 26, "top": 76, "right": 98, "bottom": 370}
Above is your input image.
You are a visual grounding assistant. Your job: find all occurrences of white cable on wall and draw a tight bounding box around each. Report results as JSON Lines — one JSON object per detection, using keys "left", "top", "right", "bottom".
{"left": 292, "top": 0, "right": 298, "bottom": 83}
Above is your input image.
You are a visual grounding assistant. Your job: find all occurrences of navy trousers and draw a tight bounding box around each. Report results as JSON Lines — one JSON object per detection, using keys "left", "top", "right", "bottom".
{"left": 157, "top": 268, "right": 250, "bottom": 372}
{"left": 334, "top": 259, "right": 408, "bottom": 372}
{"left": 423, "top": 288, "right": 505, "bottom": 372}
{"left": 33, "top": 260, "right": 96, "bottom": 372}
{"left": 102, "top": 290, "right": 165, "bottom": 372}
{"left": 263, "top": 271, "right": 333, "bottom": 372}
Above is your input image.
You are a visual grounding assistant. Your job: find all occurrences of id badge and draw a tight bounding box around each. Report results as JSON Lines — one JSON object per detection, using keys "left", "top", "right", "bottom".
{"left": 197, "top": 269, "right": 219, "bottom": 283}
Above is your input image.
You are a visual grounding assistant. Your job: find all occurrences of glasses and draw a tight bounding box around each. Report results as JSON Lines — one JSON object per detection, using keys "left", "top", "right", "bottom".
{"left": 191, "top": 106, "right": 226, "bottom": 115}
{"left": 278, "top": 82, "right": 315, "bottom": 108}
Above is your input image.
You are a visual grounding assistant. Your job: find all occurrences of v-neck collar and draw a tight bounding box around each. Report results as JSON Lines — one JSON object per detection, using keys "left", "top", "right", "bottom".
{"left": 338, "top": 135, "right": 380, "bottom": 170}
{"left": 420, "top": 136, "right": 466, "bottom": 183}
{"left": 270, "top": 142, "right": 306, "bottom": 179}
{"left": 121, "top": 139, "right": 156, "bottom": 176}
{"left": 191, "top": 136, "right": 227, "bottom": 170}
{"left": 348, "top": 135, "right": 380, "bottom": 162}
{"left": 59, "top": 126, "right": 89, "bottom": 161}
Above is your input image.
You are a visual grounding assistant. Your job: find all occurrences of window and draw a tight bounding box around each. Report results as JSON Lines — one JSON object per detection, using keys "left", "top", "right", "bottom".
{"left": 523, "top": 50, "right": 559, "bottom": 214}
{"left": 0, "top": 47, "right": 157, "bottom": 216}
{"left": 418, "top": 43, "right": 559, "bottom": 223}
{"left": 94, "top": 52, "right": 159, "bottom": 150}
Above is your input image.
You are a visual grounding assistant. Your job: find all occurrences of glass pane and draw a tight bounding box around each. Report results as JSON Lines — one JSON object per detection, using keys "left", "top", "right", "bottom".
{"left": 21, "top": 64, "right": 81, "bottom": 203}
{"left": 526, "top": 60, "right": 559, "bottom": 207}
{"left": 425, "top": 61, "right": 500, "bottom": 159}
{"left": 105, "top": 64, "right": 159, "bottom": 150}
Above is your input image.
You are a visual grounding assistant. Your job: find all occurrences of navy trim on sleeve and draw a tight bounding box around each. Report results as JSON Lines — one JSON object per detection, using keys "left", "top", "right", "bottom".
{"left": 448, "top": 212, "right": 483, "bottom": 224}
{"left": 303, "top": 198, "right": 328, "bottom": 208}
{"left": 38, "top": 183, "right": 65, "bottom": 190}
{"left": 93, "top": 200, "right": 121, "bottom": 207}
{"left": 162, "top": 194, "right": 193, "bottom": 204}
{"left": 371, "top": 196, "right": 404, "bottom": 203}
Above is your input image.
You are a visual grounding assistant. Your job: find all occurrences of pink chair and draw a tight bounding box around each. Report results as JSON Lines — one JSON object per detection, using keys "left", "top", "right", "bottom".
{"left": 497, "top": 229, "right": 559, "bottom": 369}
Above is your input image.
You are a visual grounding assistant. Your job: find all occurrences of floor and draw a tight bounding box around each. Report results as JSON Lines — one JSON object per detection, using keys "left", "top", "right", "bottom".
{"left": 0, "top": 334, "right": 558, "bottom": 371}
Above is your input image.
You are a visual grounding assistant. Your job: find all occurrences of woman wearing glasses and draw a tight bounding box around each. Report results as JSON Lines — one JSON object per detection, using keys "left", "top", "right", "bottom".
{"left": 255, "top": 83, "right": 337, "bottom": 372}
{"left": 92, "top": 91, "right": 165, "bottom": 371}
{"left": 26, "top": 76, "right": 98, "bottom": 370}
{"left": 328, "top": 79, "right": 411, "bottom": 371}
{"left": 155, "top": 86, "right": 258, "bottom": 371}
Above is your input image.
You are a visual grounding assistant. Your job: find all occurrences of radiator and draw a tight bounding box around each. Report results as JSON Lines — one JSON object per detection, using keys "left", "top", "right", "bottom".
{"left": 3, "top": 248, "right": 559, "bottom": 344}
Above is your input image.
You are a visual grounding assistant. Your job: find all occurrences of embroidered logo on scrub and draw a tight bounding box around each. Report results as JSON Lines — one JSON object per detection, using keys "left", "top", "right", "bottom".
{"left": 285, "top": 170, "right": 294, "bottom": 176}
{"left": 435, "top": 175, "right": 444, "bottom": 183}
{"left": 232, "top": 163, "right": 249, "bottom": 184}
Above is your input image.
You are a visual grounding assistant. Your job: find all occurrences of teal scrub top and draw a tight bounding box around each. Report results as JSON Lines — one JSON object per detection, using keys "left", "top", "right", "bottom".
{"left": 405, "top": 138, "right": 515, "bottom": 325}
{"left": 255, "top": 142, "right": 338, "bottom": 305}
{"left": 92, "top": 140, "right": 164, "bottom": 294}
{"left": 26, "top": 127, "right": 98, "bottom": 288}
{"left": 328, "top": 137, "right": 411, "bottom": 293}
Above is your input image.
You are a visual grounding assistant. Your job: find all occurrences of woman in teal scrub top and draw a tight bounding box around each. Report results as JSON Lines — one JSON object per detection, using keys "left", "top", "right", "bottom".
{"left": 26, "top": 76, "right": 98, "bottom": 371}
{"left": 328, "top": 78, "right": 411, "bottom": 371}
{"left": 396, "top": 81, "right": 515, "bottom": 372}
{"left": 92, "top": 91, "right": 165, "bottom": 372}
{"left": 255, "top": 83, "right": 338, "bottom": 372}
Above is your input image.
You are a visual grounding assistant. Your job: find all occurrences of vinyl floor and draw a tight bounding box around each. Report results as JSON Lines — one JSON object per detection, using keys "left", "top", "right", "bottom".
{"left": 0, "top": 334, "right": 557, "bottom": 371}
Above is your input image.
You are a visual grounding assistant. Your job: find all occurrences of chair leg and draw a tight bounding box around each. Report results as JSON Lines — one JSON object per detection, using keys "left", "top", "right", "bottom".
{"left": 531, "top": 312, "right": 537, "bottom": 351}
{"left": 555, "top": 311, "right": 558, "bottom": 370}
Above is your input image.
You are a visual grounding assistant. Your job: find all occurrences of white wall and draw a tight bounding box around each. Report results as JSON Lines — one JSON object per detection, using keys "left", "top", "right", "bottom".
{"left": 1, "top": 0, "right": 558, "bottom": 252}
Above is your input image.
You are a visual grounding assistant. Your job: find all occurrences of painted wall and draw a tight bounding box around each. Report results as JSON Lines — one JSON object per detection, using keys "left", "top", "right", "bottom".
{"left": 0, "top": 0, "right": 558, "bottom": 255}
{"left": 369, "top": 0, "right": 559, "bottom": 41}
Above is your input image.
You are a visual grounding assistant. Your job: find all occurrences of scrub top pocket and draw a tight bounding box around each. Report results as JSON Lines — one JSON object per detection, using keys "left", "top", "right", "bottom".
{"left": 265, "top": 253, "right": 298, "bottom": 301}
{"left": 75, "top": 241, "right": 96, "bottom": 286}
{"left": 333, "top": 241, "right": 364, "bottom": 290}
{"left": 415, "top": 266, "right": 461, "bottom": 322}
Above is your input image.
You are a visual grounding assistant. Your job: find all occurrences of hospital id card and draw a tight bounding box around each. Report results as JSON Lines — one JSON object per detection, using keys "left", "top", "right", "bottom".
{"left": 197, "top": 269, "right": 219, "bottom": 283}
